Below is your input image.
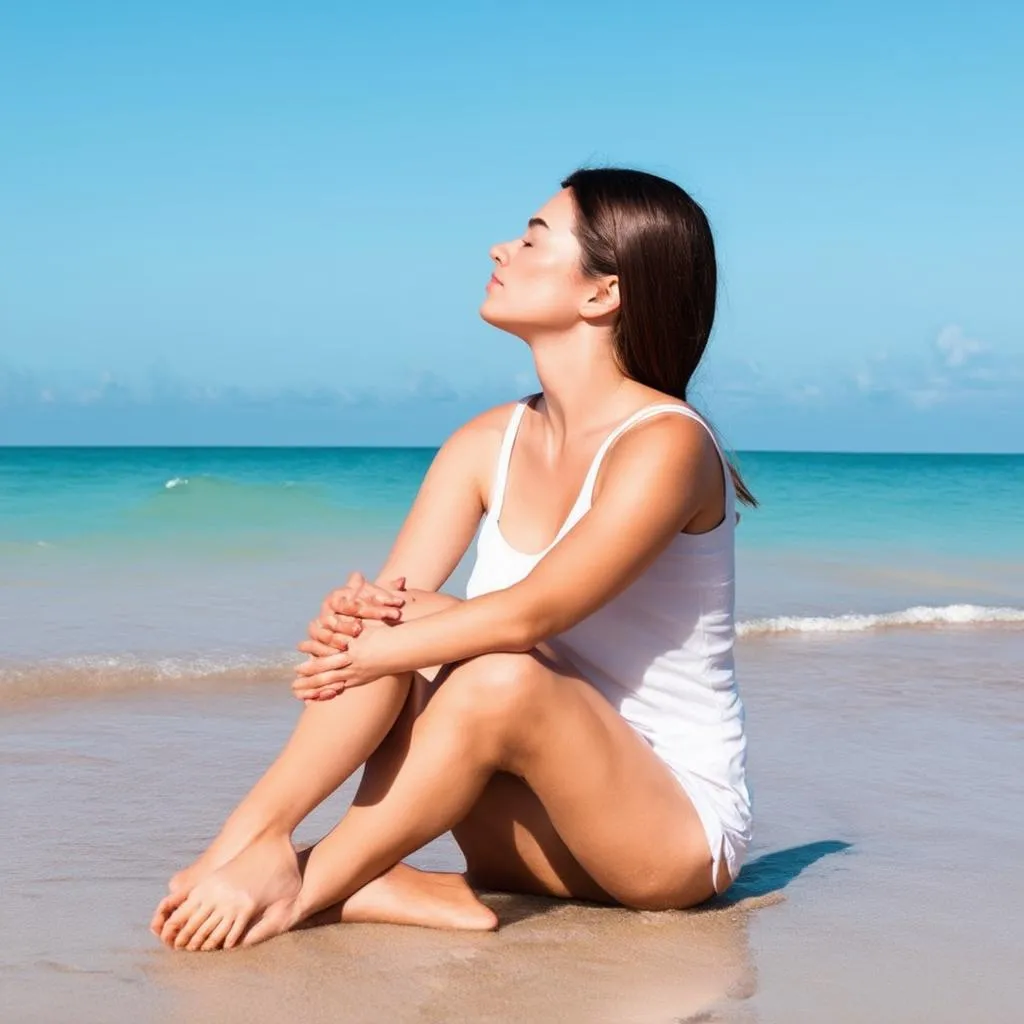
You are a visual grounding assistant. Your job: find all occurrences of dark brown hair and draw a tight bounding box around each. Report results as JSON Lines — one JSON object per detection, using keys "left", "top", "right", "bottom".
{"left": 561, "top": 168, "right": 756, "bottom": 507}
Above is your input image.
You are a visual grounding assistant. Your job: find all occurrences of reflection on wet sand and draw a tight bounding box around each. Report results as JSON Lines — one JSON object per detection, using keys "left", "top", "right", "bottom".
{"left": 154, "top": 845, "right": 856, "bottom": 1024}
{"left": 153, "top": 892, "right": 763, "bottom": 1024}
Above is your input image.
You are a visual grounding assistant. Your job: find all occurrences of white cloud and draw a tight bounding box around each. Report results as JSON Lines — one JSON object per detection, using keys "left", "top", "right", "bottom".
{"left": 934, "top": 324, "right": 986, "bottom": 368}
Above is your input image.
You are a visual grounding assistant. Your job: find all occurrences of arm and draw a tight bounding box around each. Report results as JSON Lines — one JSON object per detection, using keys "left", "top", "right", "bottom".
{"left": 298, "top": 402, "right": 516, "bottom": 669}
{"left": 319, "top": 415, "right": 723, "bottom": 685}
{"left": 369, "top": 403, "right": 516, "bottom": 592}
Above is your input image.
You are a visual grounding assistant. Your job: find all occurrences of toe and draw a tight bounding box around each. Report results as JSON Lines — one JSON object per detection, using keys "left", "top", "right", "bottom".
{"left": 224, "top": 913, "right": 250, "bottom": 950}
{"left": 174, "top": 904, "right": 214, "bottom": 950}
{"left": 201, "top": 916, "right": 233, "bottom": 952}
{"left": 161, "top": 897, "right": 198, "bottom": 946}
{"left": 187, "top": 911, "right": 223, "bottom": 952}
{"left": 150, "top": 894, "right": 179, "bottom": 935}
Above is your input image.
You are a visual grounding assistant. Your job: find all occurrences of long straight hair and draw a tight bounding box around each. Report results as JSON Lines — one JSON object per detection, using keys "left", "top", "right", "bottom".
{"left": 562, "top": 168, "right": 756, "bottom": 507}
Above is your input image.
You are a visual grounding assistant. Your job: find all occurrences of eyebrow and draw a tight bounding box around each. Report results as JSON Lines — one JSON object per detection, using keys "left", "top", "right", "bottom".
{"left": 527, "top": 217, "right": 550, "bottom": 230}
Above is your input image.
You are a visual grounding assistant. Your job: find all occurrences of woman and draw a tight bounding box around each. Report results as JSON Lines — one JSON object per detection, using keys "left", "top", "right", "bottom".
{"left": 152, "top": 167, "right": 755, "bottom": 952}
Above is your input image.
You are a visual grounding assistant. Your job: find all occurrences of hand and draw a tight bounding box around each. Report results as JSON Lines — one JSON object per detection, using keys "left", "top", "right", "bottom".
{"left": 306, "top": 571, "right": 406, "bottom": 651}
{"left": 293, "top": 624, "right": 387, "bottom": 701}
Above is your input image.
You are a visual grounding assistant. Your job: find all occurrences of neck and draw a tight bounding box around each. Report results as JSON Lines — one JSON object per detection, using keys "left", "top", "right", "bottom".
{"left": 526, "top": 324, "right": 633, "bottom": 439}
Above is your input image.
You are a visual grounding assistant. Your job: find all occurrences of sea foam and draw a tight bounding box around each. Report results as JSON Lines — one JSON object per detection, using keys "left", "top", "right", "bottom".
{"left": 737, "top": 603, "right": 1024, "bottom": 637}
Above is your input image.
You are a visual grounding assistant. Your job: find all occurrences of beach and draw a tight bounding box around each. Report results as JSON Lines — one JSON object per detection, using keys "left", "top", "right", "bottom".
{"left": 2, "top": 447, "right": 1023, "bottom": 1022}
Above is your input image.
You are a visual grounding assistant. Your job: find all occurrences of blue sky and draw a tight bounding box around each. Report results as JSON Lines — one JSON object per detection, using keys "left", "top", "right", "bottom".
{"left": 1, "top": 1, "right": 1022, "bottom": 450}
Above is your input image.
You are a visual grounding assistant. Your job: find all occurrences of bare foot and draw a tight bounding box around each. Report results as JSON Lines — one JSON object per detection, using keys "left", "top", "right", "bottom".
{"left": 334, "top": 864, "right": 497, "bottom": 931}
{"left": 165, "top": 812, "right": 271, "bottom": 898}
{"left": 151, "top": 831, "right": 268, "bottom": 937}
{"left": 155, "top": 833, "right": 302, "bottom": 951}
{"left": 240, "top": 864, "right": 498, "bottom": 948}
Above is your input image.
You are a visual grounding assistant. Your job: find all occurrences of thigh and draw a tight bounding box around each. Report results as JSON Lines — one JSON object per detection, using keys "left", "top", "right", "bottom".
{"left": 454, "top": 771, "right": 611, "bottom": 904}
{"left": 438, "top": 648, "right": 718, "bottom": 910}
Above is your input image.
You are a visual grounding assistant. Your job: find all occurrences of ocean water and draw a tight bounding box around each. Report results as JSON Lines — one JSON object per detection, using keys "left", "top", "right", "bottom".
{"left": 1, "top": 446, "right": 1022, "bottom": 699}
{"left": 3, "top": 447, "right": 1023, "bottom": 1022}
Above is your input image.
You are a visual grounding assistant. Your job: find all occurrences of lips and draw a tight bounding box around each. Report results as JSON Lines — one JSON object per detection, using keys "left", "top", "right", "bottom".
{"left": 489, "top": 274, "right": 503, "bottom": 287}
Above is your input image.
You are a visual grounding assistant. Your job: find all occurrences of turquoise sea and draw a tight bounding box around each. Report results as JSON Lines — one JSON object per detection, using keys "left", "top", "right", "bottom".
{"left": 2, "top": 446, "right": 1023, "bottom": 698}
{"left": 4, "top": 448, "right": 1024, "bottom": 1023}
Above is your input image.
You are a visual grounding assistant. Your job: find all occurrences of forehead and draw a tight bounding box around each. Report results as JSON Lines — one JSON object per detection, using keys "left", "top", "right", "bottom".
{"left": 531, "top": 188, "right": 576, "bottom": 230}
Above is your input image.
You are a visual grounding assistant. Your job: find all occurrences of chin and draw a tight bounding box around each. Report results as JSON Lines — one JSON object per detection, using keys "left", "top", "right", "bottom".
{"left": 478, "top": 298, "right": 507, "bottom": 328}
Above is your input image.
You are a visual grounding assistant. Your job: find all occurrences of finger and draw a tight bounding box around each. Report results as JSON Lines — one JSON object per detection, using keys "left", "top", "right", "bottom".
{"left": 307, "top": 623, "right": 353, "bottom": 649}
{"left": 389, "top": 576, "right": 407, "bottom": 590}
{"left": 309, "top": 616, "right": 359, "bottom": 645}
{"left": 294, "top": 678, "right": 343, "bottom": 698}
{"left": 297, "top": 639, "right": 339, "bottom": 658}
{"left": 187, "top": 910, "right": 224, "bottom": 952}
{"left": 293, "top": 680, "right": 345, "bottom": 702}
{"left": 295, "top": 651, "right": 351, "bottom": 674}
{"left": 292, "top": 670, "right": 350, "bottom": 699}
{"left": 294, "top": 652, "right": 350, "bottom": 677}
{"left": 328, "top": 595, "right": 363, "bottom": 617}
{"left": 340, "top": 599, "right": 401, "bottom": 622}
{"left": 316, "top": 616, "right": 361, "bottom": 640}
{"left": 328, "top": 615, "right": 362, "bottom": 636}
{"left": 359, "top": 584, "right": 405, "bottom": 607}
{"left": 201, "top": 914, "right": 234, "bottom": 952}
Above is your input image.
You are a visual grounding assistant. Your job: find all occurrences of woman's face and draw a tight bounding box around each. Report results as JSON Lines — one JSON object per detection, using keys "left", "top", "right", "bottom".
{"left": 480, "top": 188, "right": 607, "bottom": 337}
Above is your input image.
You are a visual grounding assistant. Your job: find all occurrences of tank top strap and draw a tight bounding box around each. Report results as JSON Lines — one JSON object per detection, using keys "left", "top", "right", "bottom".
{"left": 487, "top": 394, "right": 539, "bottom": 520}
{"left": 575, "top": 403, "right": 736, "bottom": 514}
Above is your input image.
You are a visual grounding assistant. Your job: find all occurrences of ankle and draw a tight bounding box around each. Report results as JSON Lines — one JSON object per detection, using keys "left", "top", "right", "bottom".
{"left": 220, "top": 806, "right": 294, "bottom": 848}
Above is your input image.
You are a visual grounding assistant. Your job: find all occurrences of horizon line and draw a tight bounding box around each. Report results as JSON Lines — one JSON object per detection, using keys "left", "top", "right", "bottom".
{"left": 3, "top": 444, "right": 1022, "bottom": 457}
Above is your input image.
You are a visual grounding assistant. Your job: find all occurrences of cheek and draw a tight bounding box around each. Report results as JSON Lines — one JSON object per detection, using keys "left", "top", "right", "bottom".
{"left": 481, "top": 257, "right": 580, "bottom": 328}
{"left": 518, "top": 259, "right": 578, "bottom": 311}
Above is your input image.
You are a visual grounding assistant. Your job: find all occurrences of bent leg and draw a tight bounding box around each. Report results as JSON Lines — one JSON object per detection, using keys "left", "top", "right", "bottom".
{"left": 454, "top": 771, "right": 611, "bottom": 903}
{"left": 152, "top": 589, "right": 461, "bottom": 937}
{"left": 166, "top": 588, "right": 463, "bottom": 888}
{"left": 160, "top": 670, "right": 496, "bottom": 950}
{"left": 223, "top": 649, "right": 716, "bottom": 948}
{"left": 299, "top": 672, "right": 496, "bottom": 936}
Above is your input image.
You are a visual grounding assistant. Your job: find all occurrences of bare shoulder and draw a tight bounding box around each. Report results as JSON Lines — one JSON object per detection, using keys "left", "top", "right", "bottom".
{"left": 613, "top": 399, "right": 717, "bottom": 460}
{"left": 443, "top": 399, "right": 521, "bottom": 453}
{"left": 431, "top": 398, "right": 524, "bottom": 503}
{"left": 595, "top": 402, "right": 721, "bottom": 505}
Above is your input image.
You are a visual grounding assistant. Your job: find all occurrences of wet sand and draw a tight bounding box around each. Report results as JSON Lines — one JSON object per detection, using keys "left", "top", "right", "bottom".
{"left": 3, "top": 627, "right": 1023, "bottom": 1023}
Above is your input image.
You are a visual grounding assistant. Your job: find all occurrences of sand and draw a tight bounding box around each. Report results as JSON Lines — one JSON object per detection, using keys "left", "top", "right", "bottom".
{"left": 3, "top": 626, "right": 1023, "bottom": 1023}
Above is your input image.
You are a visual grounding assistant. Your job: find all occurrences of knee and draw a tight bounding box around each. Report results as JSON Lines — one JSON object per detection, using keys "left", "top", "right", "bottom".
{"left": 440, "top": 651, "right": 546, "bottom": 725}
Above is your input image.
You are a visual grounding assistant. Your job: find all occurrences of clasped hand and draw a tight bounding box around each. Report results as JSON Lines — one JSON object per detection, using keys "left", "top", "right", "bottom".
{"left": 293, "top": 570, "right": 406, "bottom": 701}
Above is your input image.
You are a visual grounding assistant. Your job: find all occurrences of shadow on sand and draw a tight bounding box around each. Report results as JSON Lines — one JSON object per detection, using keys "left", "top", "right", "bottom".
{"left": 713, "top": 839, "right": 853, "bottom": 907}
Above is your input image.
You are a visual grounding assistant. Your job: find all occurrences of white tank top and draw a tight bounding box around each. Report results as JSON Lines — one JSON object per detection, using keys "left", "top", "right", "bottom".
{"left": 465, "top": 395, "right": 751, "bottom": 844}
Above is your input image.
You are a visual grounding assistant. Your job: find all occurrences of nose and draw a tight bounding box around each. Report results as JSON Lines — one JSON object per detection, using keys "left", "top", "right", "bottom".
{"left": 489, "top": 240, "right": 511, "bottom": 266}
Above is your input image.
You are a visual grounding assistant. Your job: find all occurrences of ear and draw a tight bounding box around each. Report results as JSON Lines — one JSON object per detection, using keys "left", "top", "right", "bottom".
{"left": 579, "top": 275, "right": 620, "bottom": 322}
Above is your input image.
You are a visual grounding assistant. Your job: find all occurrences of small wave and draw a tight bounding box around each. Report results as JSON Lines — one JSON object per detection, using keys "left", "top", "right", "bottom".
{"left": 737, "top": 604, "right": 1024, "bottom": 637}
{"left": 164, "top": 477, "right": 189, "bottom": 489}
{"left": 0, "top": 653, "right": 296, "bottom": 704}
